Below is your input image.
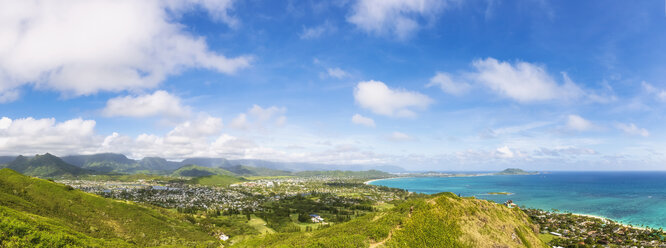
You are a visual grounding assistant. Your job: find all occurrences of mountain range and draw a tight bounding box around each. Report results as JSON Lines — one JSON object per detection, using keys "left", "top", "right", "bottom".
{"left": 0, "top": 153, "right": 403, "bottom": 178}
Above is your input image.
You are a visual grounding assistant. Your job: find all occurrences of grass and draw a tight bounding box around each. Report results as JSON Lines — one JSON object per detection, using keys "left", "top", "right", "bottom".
{"left": 537, "top": 233, "right": 558, "bottom": 244}
{"left": 232, "top": 192, "right": 546, "bottom": 248}
{"left": 374, "top": 202, "right": 395, "bottom": 211}
{"left": 189, "top": 174, "right": 246, "bottom": 187}
{"left": 0, "top": 168, "right": 217, "bottom": 247}
{"left": 247, "top": 215, "right": 275, "bottom": 234}
{"left": 243, "top": 175, "right": 294, "bottom": 180}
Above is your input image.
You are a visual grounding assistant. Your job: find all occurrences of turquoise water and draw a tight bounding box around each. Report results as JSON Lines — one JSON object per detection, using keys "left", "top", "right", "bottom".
{"left": 370, "top": 172, "right": 666, "bottom": 229}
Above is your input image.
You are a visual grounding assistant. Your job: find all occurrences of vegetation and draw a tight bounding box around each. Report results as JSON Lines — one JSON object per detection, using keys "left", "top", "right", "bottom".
{"left": 189, "top": 174, "right": 246, "bottom": 187}
{"left": 487, "top": 192, "right": 513, "bottom": 195}
{"left": 233, "top": 193, "right": 545, "bottom": 247}
{"left": 0, "top": 168, "right": 217, "bottom": 247}
{"left": 172, "top": 164, "right": 235, "bottom": 177}
{"left": 3, "top": 154, "right": 87, "bottom": 177}
{"left": 0, "top": 159, "right": 583, "bottom": 248}
{"left": 525, "top": 208, "right": 666, "bottom": 247}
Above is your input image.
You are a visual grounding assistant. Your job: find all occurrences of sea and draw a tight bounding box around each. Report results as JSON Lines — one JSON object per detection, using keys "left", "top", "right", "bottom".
{"left": 369, "top": 172, "right": 666, "bottom": 229}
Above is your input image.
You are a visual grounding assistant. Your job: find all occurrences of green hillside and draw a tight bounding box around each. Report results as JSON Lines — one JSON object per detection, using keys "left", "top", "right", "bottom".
{"left": 225, "top": 165, "right": 291, "bottom": 177}
{"left": 172, "top": 164, "right": 235, "bottom": 177}
{"left": 62, "top": 153, "right": 139, "bottom": 174}
{"left": 0, "top": 168, "right": 216, "bottom": 247}
{"left": 189, "top": 175, "right": 246, "bottom": 187}
{"left": 233, "top": 193, "right": 545, "bottom": 248}
{"left": 4, "top": 154, "right": 87, "bottom": 177}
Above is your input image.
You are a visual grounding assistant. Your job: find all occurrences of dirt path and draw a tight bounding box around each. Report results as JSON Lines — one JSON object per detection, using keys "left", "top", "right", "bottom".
{"left": 369, "top": 225, "right": 399, "bottom": 248}
{"left": 369, "top": 206, "right": 412, "bottom": 248}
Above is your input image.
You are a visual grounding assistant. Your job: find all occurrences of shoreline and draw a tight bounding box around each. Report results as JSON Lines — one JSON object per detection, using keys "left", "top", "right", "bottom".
{"left": 365, "top": 176, "right": 659, "bottom": 231}
{"left": 569, "top": 213, "right": 650, "bottom": 231}
{"left": 364, "top": 177, "right": 404, "bottom": 185}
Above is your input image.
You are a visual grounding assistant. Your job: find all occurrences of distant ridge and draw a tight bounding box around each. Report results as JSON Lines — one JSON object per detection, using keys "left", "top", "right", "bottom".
{"left": 5, "top": 153, "right": 405, "bottom": 174}
{"left": 3, "top": 153, "right": 87, "bottom": 177}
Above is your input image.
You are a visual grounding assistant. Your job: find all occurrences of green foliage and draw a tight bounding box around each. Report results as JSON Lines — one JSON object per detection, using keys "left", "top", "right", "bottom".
{"left": 172, "top": 164, "right": 235, "bottom": 177}
{"left": 0, "top": 205, "right": 130, "bottom": 247}
{"left": 189, "top": 174, "right": 246, "bottom": 187}
{"left": 0, "top": 168, "right": 217, "bottom": 247}
{"left": 225, "top": 165, "right": 291, "bottom": 177}
{"left": 233, "top": 192, "right": 545, "bottom": 248}
{"left": 5, "top": 154, "right": 87, "bottom": 177}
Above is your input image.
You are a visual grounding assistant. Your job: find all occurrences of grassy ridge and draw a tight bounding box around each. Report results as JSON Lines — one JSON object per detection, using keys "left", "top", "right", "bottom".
{"left": 0, "top": 168, "right": 216, "bottom": 247}
{"left": 232, "top": 193, "right": 545, "bottom": 248}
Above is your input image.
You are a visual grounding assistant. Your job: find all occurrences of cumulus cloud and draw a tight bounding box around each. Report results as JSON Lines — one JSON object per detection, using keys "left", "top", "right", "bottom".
{"left": 347, "top": 0, "right": 447, "bottom": 40}
{"left": 0, "top": 116, "right": 97, "bottom": 155}
{"left": 615, "top": 123, "right": 649, "bottom": 137}
{"left": 494, "top": 146, "right": 515, "bottom": 158}
{"left": 0, "top": 0, "right": 251, "bottom": 101}
{"left": 327, "top": 68, "right": 350, "bottom": 79}
{"left": 230, "top": 104, "right": 287, "bottom": 129}
{"left": 566, "top": 115, "right": 594, "bottom": 131}
{"left": 354, "top": 80, "right": 433, "bottom": 117}
{"left": 102, "top": 90, "right": 190, "bottom": 118}
{"left": 351, "top": 114, "right": 375, "bottom": 127}
{"left": 470, "top": 58, "right": 584, "bottom": 102}
{"left": 429, "top": 58, "right": 593, "bottom": 103}
{"left": 426, "top": 72, "right": 470, "bottom": 95}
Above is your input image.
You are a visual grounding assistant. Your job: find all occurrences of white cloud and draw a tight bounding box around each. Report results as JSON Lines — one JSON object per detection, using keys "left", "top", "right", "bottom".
{"left": 494, "top": 146, "right": 515, "bottom": 158}
{"left": 230, "top": 104, "right": 287, "bottom": 129}
{"left": 0, "top": 90, "right": 19, "bottom": 103}
{"left": 299, "top": 21, "right": 335, "bottom": 39}
{"left": 0, "top": 0, "right": 251, "bottom": 100}
{"left": 351, "top": 114, "right": 376, "bottom": 127}
{"left": 102, "top": 90, "right": 190, "bottom": 118}
{"left": 470, "top": 58, "right": 584, "bottom": 102}
{"left": 566, "top": 115, "right": 594, "bottom": 131}
{"left": 0, "top": 116, "right": 97, "bottom": 155}
{"left": 389, "top": 131, "right": 412, "bottom": 141}
{"left": 426, "top": 72, "right": 470, "bottom": 95}
{"left": 347, "top": 0, "right": 447, "bottom": 40}
{"left": 615, "top": 123, "right": 649, "bottom": 137}
{"left": 327, "top": 67, "right": 350, "bottom": 79}
{"left": 354, "top": 80, "right": 433, "bottom": 117}
{"left": 641, "top": 81, "right": 666, "bottom": 102}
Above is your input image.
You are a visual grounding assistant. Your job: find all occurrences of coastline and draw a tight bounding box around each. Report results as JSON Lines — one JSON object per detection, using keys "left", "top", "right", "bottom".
{"left": 365, "top": 176, "right": 658, "bottom": 231}
{"left": 363, "top": 177, "right": 416, "bottom": 185}
{"left": 570, "top": 213, "right": 650, "bottom": 231}
{"left": 364, "top": 177, "right": 402, "bottom": 185}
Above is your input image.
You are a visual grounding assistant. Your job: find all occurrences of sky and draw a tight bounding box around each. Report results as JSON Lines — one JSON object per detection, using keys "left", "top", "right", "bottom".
{"left": 0, "top": 0, "right": 665, "bottom": 171}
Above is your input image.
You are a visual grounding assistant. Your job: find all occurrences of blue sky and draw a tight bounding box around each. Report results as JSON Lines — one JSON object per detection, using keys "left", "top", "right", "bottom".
{"left": 0, "top": 0, "right": 665, "bottom": 170}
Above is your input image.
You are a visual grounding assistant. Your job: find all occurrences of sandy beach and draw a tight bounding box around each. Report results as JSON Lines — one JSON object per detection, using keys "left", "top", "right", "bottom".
{"left": 570, "top": 213, "right": 649, "bottom": 231}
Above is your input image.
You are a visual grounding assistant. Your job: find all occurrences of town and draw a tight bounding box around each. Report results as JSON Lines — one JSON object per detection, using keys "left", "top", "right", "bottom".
{"left": 524, "top": 208, "right": 666, "bottom": 247}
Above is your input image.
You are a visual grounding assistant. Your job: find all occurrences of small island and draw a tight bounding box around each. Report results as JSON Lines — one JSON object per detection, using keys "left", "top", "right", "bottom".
{"left": 495, "top": 168, "right": 538, "bottom": 175}
{"left": 487, "top": 192, "right": 513, "bottom": 195}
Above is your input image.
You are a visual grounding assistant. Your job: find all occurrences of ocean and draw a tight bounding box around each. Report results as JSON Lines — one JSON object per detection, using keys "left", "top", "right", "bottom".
{"left": 369, "top": 172, "right": 666, "bottom": 229}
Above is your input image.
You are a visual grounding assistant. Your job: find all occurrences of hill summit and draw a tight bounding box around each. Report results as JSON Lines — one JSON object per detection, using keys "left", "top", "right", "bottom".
{"left": 3, "top": 153, "right": 86, "bottom": 177}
